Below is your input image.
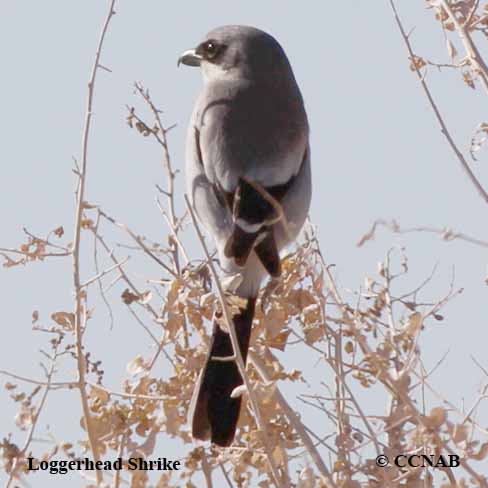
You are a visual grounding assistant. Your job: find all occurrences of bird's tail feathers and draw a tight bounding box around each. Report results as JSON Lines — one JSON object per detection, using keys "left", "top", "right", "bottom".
{"left": 190, "top": 296, "right": 256, "bottom": 446}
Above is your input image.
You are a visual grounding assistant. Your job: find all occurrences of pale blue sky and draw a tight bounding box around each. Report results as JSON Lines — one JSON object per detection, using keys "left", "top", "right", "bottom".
{"left": 1, "top": 1, "right": 487, "bottom": 486}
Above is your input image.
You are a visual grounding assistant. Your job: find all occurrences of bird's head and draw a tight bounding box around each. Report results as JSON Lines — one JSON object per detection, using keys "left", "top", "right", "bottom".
{"left": 178, "top": 25, "right": 293, "bottom": 83}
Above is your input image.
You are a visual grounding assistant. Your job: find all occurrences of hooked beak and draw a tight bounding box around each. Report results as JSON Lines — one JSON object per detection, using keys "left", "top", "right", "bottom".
{"left": 178, "top": 49, "right": 202, "bottom": 67}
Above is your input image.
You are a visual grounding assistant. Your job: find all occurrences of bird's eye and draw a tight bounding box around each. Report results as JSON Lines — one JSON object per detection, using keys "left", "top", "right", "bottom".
{"left": 204, "top": 41, "right": 218, "bottom": 59}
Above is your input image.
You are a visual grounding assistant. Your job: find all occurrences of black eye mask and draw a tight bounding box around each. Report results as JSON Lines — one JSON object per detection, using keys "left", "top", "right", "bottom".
{"left": 197, "top": 39, "right": 226, "bottom": 62}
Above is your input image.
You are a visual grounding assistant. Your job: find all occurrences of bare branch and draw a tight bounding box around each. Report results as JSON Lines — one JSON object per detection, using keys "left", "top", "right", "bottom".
{"left": 98, "top": 208, "right": 178, "bottom": 278}
{"left": 70, "top": 1, "right": 117, "bottom": 484}
{"left": 440, "top": 0, "right": 488, "bottom": 94}
{"left": 81, "top": 256, "right": 130, "bottom": 288}
{"left": 6, "top": 344, "right": 60, "bottom": 487}
{"left": 388, "top": 0, "right": 488, "bottom": 205}
{"left": 358, "top": 218, "right": 488, "bottom": 248}
{"left": 0, "top": 370, "right": 76, "bottom": 390}
{"left": 249, "top": 351, "right": 336, "bottom": 487}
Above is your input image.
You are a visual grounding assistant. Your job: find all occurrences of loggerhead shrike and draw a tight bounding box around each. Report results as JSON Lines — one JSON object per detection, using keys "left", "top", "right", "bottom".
{"left": 179, "top": 25, "right": 311, "bottom": 446}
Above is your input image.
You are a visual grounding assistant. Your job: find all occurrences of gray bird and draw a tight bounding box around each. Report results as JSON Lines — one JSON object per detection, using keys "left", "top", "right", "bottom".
{"left": 179, "top": 25, "right": 311, "bottom": 446}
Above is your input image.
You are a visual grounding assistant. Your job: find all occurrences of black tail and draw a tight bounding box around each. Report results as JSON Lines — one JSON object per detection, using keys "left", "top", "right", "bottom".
{"left": 191, "top": 297, "right": 256, "bottom": 446}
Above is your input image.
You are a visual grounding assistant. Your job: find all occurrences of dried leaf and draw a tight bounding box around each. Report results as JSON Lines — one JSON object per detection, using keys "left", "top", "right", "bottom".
{"left": 470, "top": 122, "right": 488, "bottom": 160}
{"left": 264, "top": 303, "right": 287, "bottom": 339}
{"left": 185, "top": 300, "right": 204, "bottom": 330}
{"left": 53, "top": 226, "right": 64, "bottom": 238}
{"left": 272, "top": 445, "right": 285, "bottom": 467}
{"left": 297, "top": 466, "right": 314, "bottom": 488}
{"left": 140, "top": 290, "right": 153, "bottom": 305}
{"left": 287, "top": 288, "right": 316, "bottom": 311}
{"left": 166, "top": 312, "right": 184, "bottom": 341}
{"left": 15, "top": 405, "right": 33, "bottom": 430}
{"left": 268, "top": 329, "right": 291, "bottom": 351}
{"left": 51, "top": 311, "right": 75, "bottom": 331}
{"left": 303, "top": 325, "right": 324, "bottom": 345}
{"left": 463, "top": 70, "right": 475, "bottom": 89}
{"left": 161, "top": 398, "right": 183, "bottom": 436}
{"left": 425, "top": 407, "right": 447, "bottom": 429}
{"left": 80, "top": 218, "right": 94, "bottom": 229}
{"left": 409, "top": 55, "right": 426, "bottom": 71}
{"left": 90, "top": 385, "right": 110, "bottom": 406}
{"left": 471, "top": 442, "right": 488, "bottom": 460}
{"left": 452, "top": 423, "right": 469, "bottom": 443}
{"left": 121, "top": 289, "right": 139, "bottom": 305}
{"left": 405, "top": 312, "right": 422, "bottom": 337}
{"left": 127, "top": 355, "right": 148, "bottom": 376}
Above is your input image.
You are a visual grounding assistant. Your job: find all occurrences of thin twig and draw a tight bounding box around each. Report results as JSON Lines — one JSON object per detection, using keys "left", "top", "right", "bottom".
{"left": 6, "top": 346, "right": 59, "bottom": 487}
{"left": 86, "top": 381, "right": 167, "bottom": 402}
{"left": 440, "top": 0, "right": 488, "bottom": 94}
{"left": 133, "top": 83, "right": 181, "bottom": 270}
{"left": 311, "top": 234, "right": 461, "bottom": 484}
{"left": 112, "top": 432, "right": 126, "bottom": 488}
{"left": 388, "top": 0, "right": 488, "bottom": 205}
{"left": 98, "top": 209, "right": 178, "bottom": 278}
{"left": 0, "top": 248, "right": 70, "bottom": 258}
{"left": 81, "top": 256, "right": 129, "bottom": 288}
{"left": 155, "top": 196, "right": 190, "bottom": 264}
{"left": 465, "top": 0, "right": 481, "bottom": 29}
{"left": 219, "top": 463, "right": 235, "bottom": 488}
{"left": 0, "top": 369, "right": 76, "bottom": 390}
{"left": 249, "top": 351, "right": 337, "bottom": 487}
{"left": 90, "top": 230, "right": 159, "bottom": 319}
{"left": 71, "top": 1, "right": 117, "bottom": 484}
{"left": 129, "top": 86, "right": 191, "bottom": 348}
{"left": 201, "top": 449, "right": 214, "bottom": 488}
{"left": 93, "top": 212, "right": 115, "bottom": 329}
